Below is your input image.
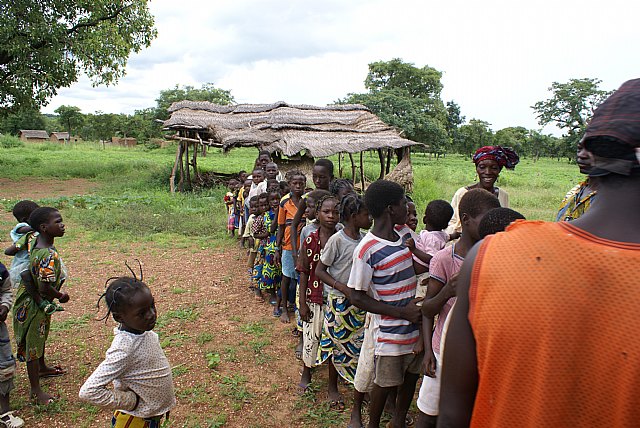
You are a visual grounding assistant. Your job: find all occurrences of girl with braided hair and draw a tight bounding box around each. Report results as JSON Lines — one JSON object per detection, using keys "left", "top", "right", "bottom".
{"left": 80, "top": 269, "right": 175, "bottom": 428}
{"left": 316, "top": 192, "right": 372, "bottom": 424}
{"left": 296, "top": 193, "right": 340, "bottom": 395}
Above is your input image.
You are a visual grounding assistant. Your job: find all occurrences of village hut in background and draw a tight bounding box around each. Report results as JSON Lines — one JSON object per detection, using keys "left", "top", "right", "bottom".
{"left": 19, "top": 130, "right": 49, "bottom": 143}
{"left": 49, "top": 132, "right": 69, "bottom": 143}
{"left": 162, "top": 101, "right": 420, "bottom": 192}
{"left": 110, "top": 136, "right": 137, "bottom": 147}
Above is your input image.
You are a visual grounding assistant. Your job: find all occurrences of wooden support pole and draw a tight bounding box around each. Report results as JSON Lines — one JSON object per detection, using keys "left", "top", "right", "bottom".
{"left": 348, "top": 153, "right": 356, "bottom": 183}
{"left": 178, "top": 142, "right": 185, "bottom": 192}
{"left": 170, "top": 142, "right": 183, "bottom": 193}
{"left": 185, "top": 141, "right": 191, "bottom": 190}
{"left": 385, "top": 149, "right": 392, "bottom": 174}
{"left": 378, "top": 148, "right": 385, "bottom": 180}
{"left": 359, "top": 151, "right": 365, "bottom": 190}
{"left": 338, "top": 152, "right": 343, "bottom": 178}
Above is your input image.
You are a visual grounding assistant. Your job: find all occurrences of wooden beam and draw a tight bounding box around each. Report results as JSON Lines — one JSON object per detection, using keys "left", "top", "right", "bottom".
{"left": 170, "top": 142, "right": 183, "bottom": 193}
{"left": 185, "top": 140, "right": 191, "bottom": 189}
{"left": 178, "top": 142, "right": 185, "bottom": 192}
{"left": 378, "top": 148, "right": 385, "bottom": 180}
{"left": 348, "top": 153, "right": 356, "bottom": 184}
{"left": 359, "top": 151, "right": 365, "bottom": 190}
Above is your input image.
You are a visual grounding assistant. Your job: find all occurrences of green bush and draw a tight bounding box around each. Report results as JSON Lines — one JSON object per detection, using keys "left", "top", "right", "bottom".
{"left": 0, "top": 134, "right": 24, "bottom": 148}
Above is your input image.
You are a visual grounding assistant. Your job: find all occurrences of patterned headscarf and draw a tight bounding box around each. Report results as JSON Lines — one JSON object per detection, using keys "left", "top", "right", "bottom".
{"left": 473, "top": 146, "right": 520, "bottom": 170}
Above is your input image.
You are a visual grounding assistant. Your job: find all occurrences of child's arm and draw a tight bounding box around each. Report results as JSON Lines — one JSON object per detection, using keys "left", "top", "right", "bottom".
{"left": 405, "top": 238, "right": 431, "bottom": 274}
{"left": 4, "top": 244, "right": 18, "bottom": 256}
{"left": 290, "top": 198, "right": 306, "bottom": 265}
{"left": 297, "top": 243, "right": 311, "bottom": 322}
{"left": 350, "top": 290, "right": 422, "bottom": 324}
{"left": 0, "top": 268, "right": 12, "bottom": 322}
{"left": 315, "top": 260, "right": 350, "bottom": 298}
{"left": 422, "top": 315, "right": 437, "bottom": 377}
{"left": 79, "top": 340, "right": 138, "bottom": 411}
{"left": 420, "top": 276, "right": 456, "bottom": 319}
{"left": 21, "top": 270, "right": 44, "bottom": 307}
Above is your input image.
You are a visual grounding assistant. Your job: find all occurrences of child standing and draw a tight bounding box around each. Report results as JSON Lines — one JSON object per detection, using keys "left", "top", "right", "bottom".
{"left": 0, "top": 264, "right": 24, "bottom": 428}
{"left": 243, "top": 196, "right": 259, "bottom": 290}
{"left": 225, "top": 179, "right": 239, "bottom": 236}
{"left": 275, "top": 170, "right": 307, "bottom": 323}
{"left": 316, "top": 193, "right": 372, "bottom": 426}
{"left": 12, "top": 207, "right": 70, "bottom": 405}
{"left": 4, "top": 200, "right": 39, "bottom": 289}
{"left": 292, "top": 190, "right": 329, "bottom": 358}
{"left": 415, "top": 189, "right": 500, "bottom": 428}
{"left": 297, "top": 194, "right": 340, "bottom": 391}
{"left": 79, "top": 275, "right": 175, "bottom": 427}
{"left": 347, "top": 180, "right": 423, "bottom": 428}
{"left": 255, "top": 192, "right": 283, "bottom": 312}
{"left": 251, "top": 194, "right": 270, "bottom": 302}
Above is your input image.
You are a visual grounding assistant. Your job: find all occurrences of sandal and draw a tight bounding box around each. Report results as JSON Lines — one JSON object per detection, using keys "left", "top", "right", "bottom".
{"left": 273, "top": 307, "right": 282, "bottom": 317}
{"left": 329, "top": 398, "right": 346, "bottom": 412}
{"left": 0, "top": 411, "right": 24, "bottom": 428}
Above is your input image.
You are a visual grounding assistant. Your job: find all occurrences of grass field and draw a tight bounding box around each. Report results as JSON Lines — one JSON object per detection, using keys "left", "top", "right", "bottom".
{"left": 0, "top": 139, "right": 582, "bottom": 427}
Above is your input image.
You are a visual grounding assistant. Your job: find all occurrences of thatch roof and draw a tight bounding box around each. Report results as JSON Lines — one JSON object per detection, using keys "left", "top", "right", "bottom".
{"left": 19, "top": 130, "right": 49, "bottom": 139}
{"left": 163, "top": 101, "right": 419, "bottom": 157}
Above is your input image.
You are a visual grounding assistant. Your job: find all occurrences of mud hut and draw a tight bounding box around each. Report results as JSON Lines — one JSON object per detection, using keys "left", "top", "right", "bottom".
{"left": 163, "top": 101, "right": 420, "bottom": 192}
{"left": 19, "top": 130, "right": 49, "bottom": 142}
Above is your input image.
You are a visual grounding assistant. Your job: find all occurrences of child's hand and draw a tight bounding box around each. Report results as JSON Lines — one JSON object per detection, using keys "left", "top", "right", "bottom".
{"left": 444, "top": 273, "right": 459, "bottom": 299}
{"left": 405, "top": 238, "right": 416, "bottom": 251}
{"left": 58, "top": 292, "right": 70, "bottom": 303}
{"left": 413, "top": 337, "right": 424, "bottom": 355}
{"left": 0, "top": 305, "right": 8, "bottom": 322}
{"left": 401, "top": 298, "right": 423, "bottom": 324}
{"left": 423, "top": 351, "right": 437, "bottom": 378}
{"left": 299, "top": 301, "right": 311, "bottom": 322}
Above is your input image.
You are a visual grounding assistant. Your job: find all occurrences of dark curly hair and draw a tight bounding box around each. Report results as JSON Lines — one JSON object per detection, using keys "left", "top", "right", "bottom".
{"left": 364, "top": 180, "right": 405, "bottom": 218}
{"left": 12, "top": 200, "right": 39, "bottom": 223}
{"left": 478, "top": 207, "right": 525, "bottom": 239}
{"left": 314, "top": 158, "right": 334, "bottom": 176}
{"left": 458, "top": 188, "right": 501, "bottom": 219}
{"left": 27, "top": 207, "right": 59, "bottom": 233}
{"left": 97, "top": 262, "right": 149, "bottom": 321}
{"left": 329, "top": 178, "right": 354, "bottom": 197}
{"left": 424, "top": 200, "right": 454, "bottom": 231}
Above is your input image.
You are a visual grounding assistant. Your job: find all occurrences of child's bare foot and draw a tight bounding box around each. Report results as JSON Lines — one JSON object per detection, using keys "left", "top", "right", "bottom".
{"left": 328, "top": 391, "right": 345, "bottom": 412}
{"left": 31, "top": 390, "right": 55, "bottom": 405}
{"left": 39, "top": 365, "right": 66, "bottom": 378}
{"left": 279, "top": 310, "right": 290, "bottom": 323}
{"left": 347, "top": 413, "right": 364, "bottom": 428}
{"left": 254, "top": 288, "right": 263, "bottom": 302}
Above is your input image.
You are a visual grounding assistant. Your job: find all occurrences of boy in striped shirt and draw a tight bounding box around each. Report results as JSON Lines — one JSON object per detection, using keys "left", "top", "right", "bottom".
{"left": 349, "top": 180, "right": 423, "bottom": 428}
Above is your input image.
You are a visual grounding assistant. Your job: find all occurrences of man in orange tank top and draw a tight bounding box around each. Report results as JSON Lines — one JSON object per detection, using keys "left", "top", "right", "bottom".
{"left": 438, "top": 78, "right": 640, "bottom": 428}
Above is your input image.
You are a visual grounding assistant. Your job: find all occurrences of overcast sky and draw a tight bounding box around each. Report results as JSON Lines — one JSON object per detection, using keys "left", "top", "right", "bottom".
{"left": 43, "top": 0, "right": 639, "bottom": 134}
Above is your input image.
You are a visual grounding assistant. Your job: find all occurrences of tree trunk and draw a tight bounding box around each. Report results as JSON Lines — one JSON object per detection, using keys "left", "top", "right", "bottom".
{"left": 170, "top": 143, "right": 183, "bottom": 193}
{"left": 349, "top": 153, "right": 356, "bottom": 183}
{"left": 178, "top": 142, "right": 185, "bottom": 192}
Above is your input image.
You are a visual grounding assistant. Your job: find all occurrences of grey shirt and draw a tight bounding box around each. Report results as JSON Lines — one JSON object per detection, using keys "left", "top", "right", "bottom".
{"left": 320, "top": 229, "right": 364, "bottom": 298}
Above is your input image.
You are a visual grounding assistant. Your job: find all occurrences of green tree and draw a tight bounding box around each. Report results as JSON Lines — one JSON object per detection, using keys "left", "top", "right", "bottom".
{"left": 54, "top": 105, "right": 84, "bottom": 136}
{"left": 494, "top": 126, "right": 528, "bottom": 157}
{"left": 532, "top": 78, "right": 611, "bottom": 159}
{"left": 338, "top": 59, "right": 448, "bottom": 152}
{"left": 0, "top": 108, "right": 46, "bottom": 135}
{"left": 155, "top": 83, "right": 235, "bottom": 120}
{"left": 458, "top": 119, "right": 494, "bottom": 156}
{"left": 446, "top": 101, "right": 465, "bottom": 154}
{"left": 0, "top": 0, "right": 157, "bottom": 112}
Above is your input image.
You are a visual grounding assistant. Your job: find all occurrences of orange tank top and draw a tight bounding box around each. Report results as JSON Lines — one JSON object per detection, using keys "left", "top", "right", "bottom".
{"left": 469, "top": 221, "right": 640, "bottom": 428}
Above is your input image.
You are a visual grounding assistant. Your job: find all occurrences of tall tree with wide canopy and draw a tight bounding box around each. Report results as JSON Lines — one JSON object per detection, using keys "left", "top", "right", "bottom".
{"left": 0, "top": 0, "right": 157, "bottom": 113}
{"left": 154, "top": 83, "right": 235, "bottom": 120}
{"left": 339, "top": 58, "right": 448, "bottom": 151}
{"left": 532, "top": 78, "right": 611, "bottom": 159}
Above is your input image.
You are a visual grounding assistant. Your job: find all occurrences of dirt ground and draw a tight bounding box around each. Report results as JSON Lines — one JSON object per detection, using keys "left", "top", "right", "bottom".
{"left": 0, "top": 178, "right": 361, "bottom": 427}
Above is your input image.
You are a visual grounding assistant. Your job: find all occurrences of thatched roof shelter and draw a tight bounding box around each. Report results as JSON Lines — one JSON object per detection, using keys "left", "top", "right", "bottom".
{"left": 19, "top": 130, "right": 49, "bottom": 142}
{"left": 162, "top": 101, "right": 419, "bottom": 192}
{"left": 163, "top": 101, "right": 419, "bottom": 157}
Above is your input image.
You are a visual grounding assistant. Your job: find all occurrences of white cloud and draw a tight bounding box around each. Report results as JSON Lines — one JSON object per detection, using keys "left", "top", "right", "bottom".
{"left": 43, "top": 0, "right": 640, "bottom": 135}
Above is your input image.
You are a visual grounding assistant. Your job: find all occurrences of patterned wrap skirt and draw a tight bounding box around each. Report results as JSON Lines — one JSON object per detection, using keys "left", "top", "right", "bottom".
{"left": 317, "top": 294, "right": 366, "bottom": 384}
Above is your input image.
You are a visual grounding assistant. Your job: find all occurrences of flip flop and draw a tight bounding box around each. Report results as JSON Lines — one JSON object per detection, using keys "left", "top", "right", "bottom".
{"left": 40, "top": 366, "right": 66, "bottom": 378}
{"left": 297, "top": 383, "right": 310, "bottom": 396}
{"left": 329, "top": 398, "right": 346, "bottom": 412}
{"left": 273, "top": 307, "right": 282, "bottom": 317}
{"left": 0, "top": 411, "right": 24, "bottom": 428}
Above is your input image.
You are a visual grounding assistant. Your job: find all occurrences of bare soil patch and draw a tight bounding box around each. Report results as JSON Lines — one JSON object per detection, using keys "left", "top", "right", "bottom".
{"left": 0, "top": 178, "right": 355, "bottom": 427}
{"left": 0, "top": 178, "right": 98, "bottom": 200}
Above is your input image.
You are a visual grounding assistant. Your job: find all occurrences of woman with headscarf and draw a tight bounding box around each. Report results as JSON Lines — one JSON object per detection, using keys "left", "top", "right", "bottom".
{"left": 445, "top": 146, "right": 519, "bottom": 237}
